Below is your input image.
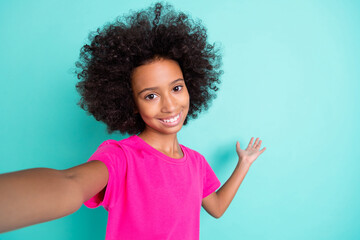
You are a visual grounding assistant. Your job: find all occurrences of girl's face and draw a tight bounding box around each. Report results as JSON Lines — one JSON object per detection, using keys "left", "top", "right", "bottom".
{"left": 131, "top": 58, "right": 190, "bottom": 136}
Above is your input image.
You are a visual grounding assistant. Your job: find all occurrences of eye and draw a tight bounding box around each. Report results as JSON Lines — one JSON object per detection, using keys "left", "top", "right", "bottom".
{"left": 145, "top": 93, "right": 157, "bottom": 100}
{"left": 173, "top": 85, "right": 183, "bottom": 92}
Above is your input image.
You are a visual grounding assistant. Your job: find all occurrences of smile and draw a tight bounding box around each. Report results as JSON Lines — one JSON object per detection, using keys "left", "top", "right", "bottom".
{"left": 158, "top": 112, "right": 181, "bottom": 126}
{"left": 161, "top": 114, "right": 180, "bottom": 123}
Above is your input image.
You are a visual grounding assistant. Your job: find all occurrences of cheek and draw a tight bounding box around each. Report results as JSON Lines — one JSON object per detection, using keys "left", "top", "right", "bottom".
{"left": 138, "top": 103, "right": 157, "bottom": 118}
{"left": 184, "top": 98, "right": 190, "bottom": 109}
{"left": 183, "top": 90, "right": 190, "bottom": 108}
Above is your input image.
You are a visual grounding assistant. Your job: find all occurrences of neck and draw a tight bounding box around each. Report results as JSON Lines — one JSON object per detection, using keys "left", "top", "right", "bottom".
{"left": 138, "top": 129, "right": 183, "bottom": 159}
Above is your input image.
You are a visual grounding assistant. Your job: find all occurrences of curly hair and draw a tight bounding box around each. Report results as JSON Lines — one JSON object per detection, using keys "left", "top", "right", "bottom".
{"left": 75, "top": 2, "right": 222, "bottom": 135}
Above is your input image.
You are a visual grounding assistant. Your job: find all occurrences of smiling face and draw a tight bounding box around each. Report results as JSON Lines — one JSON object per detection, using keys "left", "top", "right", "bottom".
{"left": 131, "top": 58, "right": 190, "bottom": 137}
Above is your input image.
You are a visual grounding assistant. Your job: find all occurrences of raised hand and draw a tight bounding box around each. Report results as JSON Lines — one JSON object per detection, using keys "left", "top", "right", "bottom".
{"left": 236, "top": 137, "right": 266, "bottom": 166}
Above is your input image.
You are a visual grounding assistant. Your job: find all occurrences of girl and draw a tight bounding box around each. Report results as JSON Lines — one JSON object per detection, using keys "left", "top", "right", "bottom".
{"left": 0, "top": 2, "right": 266, "bottom": 239}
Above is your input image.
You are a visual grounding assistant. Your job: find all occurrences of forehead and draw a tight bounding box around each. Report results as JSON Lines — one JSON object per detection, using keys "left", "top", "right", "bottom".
{"left": 131, "top": 59, "right": 184, "bottom": 89}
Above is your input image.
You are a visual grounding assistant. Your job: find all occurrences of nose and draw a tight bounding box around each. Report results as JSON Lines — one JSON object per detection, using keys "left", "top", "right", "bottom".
{"left": 161, "top": 94, "right": 176, "bottom": 113}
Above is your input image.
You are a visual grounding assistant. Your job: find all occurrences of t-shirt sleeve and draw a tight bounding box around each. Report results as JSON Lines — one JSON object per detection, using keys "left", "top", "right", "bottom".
{"left": 202, "top": 157, "right": 221, "bottom": 199}
{"left": 83, "top": 140, "right": 126, "bottom": 210}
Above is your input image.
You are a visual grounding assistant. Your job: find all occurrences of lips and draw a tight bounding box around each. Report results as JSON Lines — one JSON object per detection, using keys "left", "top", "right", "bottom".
{"left": 158, "top": 112, "right": 181, "bottom": 126}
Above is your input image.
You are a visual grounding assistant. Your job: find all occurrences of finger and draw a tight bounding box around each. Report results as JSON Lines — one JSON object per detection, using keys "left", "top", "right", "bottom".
{"left": 256, "top": 140, "right": 262, "bottom": 149}
{"left": 254, "top": 137, "right": 259, "bottom": 147}
{"left": 259, "top": 147, "right": 266, "bottom": 154}
{"left": 236, "top": 141, "right": 240, "bottom": 150}
{"left": 247, "top": 137, "right": 254, "bottom": 149}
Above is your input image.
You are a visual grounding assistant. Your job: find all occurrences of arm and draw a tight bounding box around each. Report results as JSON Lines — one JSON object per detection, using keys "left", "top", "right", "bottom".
{"left": 0, "top": 160, "right": 108, "bottom": 233}
{"left": 202, "top": 137, "right": 266, "bottom": 218}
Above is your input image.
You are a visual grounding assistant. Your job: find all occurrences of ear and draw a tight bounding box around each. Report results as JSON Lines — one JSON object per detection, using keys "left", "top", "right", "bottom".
{"left": 132, "top": 97, "right": 139, "bottom": 114}
{"left": 133, "top": 106, "right": 139, "bottom": 114}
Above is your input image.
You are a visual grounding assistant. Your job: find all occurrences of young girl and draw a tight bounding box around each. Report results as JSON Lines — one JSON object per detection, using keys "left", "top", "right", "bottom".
{"left": 0, "top": 2, "right": 266, "bottom": 239}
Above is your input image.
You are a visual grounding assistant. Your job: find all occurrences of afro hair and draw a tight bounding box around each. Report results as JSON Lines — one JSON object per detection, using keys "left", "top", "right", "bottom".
{"left": 75, "top": 2, "right": 223, "bottom": 135}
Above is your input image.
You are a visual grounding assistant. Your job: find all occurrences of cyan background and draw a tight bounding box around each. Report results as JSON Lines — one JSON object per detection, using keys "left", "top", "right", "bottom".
{"left": 1, "top": 0, "right": 359, "bottom": 239}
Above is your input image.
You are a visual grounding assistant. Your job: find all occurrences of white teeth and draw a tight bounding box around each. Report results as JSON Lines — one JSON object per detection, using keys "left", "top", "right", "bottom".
{"left": 162, "top": 114, "right": 180, "bottom": 123}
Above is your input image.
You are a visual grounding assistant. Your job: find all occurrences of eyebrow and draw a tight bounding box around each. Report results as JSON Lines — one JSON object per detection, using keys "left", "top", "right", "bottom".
{"left": 137, "top": 78, "right": 184, "bottom": 95}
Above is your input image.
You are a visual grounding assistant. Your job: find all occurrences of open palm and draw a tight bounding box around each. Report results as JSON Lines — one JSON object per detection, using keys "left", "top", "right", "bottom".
{"left": 236, "top": 137, "right": 266, "bottom": 165}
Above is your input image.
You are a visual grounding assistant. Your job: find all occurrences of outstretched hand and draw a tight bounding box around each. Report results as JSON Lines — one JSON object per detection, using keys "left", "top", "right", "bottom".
{"left": 236, "top": 137, "right": 266, "bottom": 166}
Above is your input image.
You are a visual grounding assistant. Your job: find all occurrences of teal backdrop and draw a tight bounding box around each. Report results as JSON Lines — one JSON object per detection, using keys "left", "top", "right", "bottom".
{"left": 1, "top": 0, "right": 359, "bottom": 239}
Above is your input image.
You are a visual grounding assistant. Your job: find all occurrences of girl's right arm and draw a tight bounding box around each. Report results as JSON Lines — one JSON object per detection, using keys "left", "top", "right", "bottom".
{"left": 0, "top": 160, "right": 109, "bottom": 233}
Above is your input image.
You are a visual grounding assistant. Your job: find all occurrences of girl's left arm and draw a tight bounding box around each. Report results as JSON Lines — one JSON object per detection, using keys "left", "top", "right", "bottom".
{"left": 202, "top": 137, "right": 266, "bottom": 218}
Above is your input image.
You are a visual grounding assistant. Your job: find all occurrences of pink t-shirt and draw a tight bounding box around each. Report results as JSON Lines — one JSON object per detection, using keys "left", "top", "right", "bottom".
{"left": 84, "top": 135, "right": 221, "bottom": 240}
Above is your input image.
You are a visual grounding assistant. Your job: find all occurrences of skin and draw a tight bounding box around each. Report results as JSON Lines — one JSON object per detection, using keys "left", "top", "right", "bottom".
{"left": 202, "top": 137, "right": 266, "bottom": 218}
{"left": 131, "top": 58, "right": 189, "bottom": 158}
{"left": 0, "top": 58, "right": 266, "bottom": 233}
{"left": 131, "top": 57, "right": 267, "bottom": 218}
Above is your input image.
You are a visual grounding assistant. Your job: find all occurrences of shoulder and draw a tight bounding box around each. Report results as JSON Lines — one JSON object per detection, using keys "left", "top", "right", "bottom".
{"left": 180, "top": 144, "right": 205, "bottom": 161}
{"left": 90, "top": 137, "right": 136, "bottom": 159}
{"left": 95, "top": 136, "right": 136, "bottom": 150}
{"left": 93, "top": 135, "right": 147, "bottom": 159}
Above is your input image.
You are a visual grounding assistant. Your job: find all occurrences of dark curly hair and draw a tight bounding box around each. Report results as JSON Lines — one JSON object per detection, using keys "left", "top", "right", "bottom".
{"left": 75, "top": 2, "right": 222, "bottom": 135}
